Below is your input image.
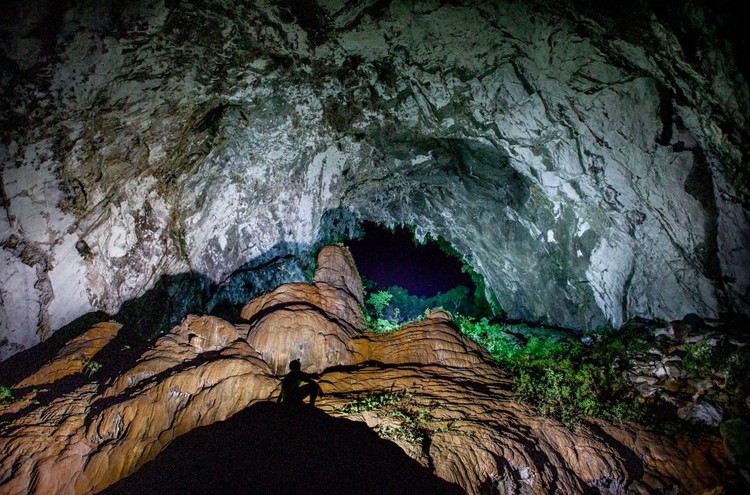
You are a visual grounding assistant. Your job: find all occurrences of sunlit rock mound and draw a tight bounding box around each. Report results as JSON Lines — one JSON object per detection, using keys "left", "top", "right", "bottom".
{"left": 0, "top": 246, "right": 740, "bottom": 494}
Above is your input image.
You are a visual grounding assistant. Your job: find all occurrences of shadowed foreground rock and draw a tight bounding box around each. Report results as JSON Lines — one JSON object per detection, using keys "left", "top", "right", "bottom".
{"left": 0, "top": 246, "right": 741, "bottom": 494}
{"left": 101, "top": 402, "right": 464, "bottom": 495}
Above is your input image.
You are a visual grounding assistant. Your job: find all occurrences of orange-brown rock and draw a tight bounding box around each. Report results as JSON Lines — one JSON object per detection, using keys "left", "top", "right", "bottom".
{"left": 0, "top": 316, "right": 276, "bottom": 495}
{"left": 14, "top": 321, "right": 121, "bottom": 389}
{"left": 241, "top": 246, "right": 367, "bottom": 375}
{"left": 350, "top": 308, "right": 493, "bottom": 368}
{"left": 0, "top": 246, "right": 740, "bottom": 494}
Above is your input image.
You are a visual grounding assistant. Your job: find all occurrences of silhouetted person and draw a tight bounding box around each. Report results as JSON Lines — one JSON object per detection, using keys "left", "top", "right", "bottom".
{"left": 278, "top": 359, "right": 322, "bottom": 406}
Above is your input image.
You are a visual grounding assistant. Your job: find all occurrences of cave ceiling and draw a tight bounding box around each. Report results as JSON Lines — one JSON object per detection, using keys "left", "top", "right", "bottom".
{"left": 1, "top": 0, "right": 749, "bottom": 360}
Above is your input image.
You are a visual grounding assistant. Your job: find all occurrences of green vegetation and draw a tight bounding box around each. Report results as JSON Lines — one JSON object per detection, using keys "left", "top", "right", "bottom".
{"left": 341, "top": 391, "right": 406, "bottom": 414}
{"left": 358, "top": 282, "right": 717, "bottom": 431}
{"left": 683, "top": 338, "right": 749, "bottom": 389}
{"left": 84, "top": 360, "right": 102, "bottom": 377}
{"left": 340, "top": 391, "right": 437, "bottom": 444}
{"left": 0, "top": 386, "right": 14, "bottom": 405}
{"left": 352, "top": 229, "right": 740, "bottom": 432}
{"left": 362, "top": 283, "right": 476, "bottom": 333}
{"left": 456, "top": 316, "right": 647, "bottom": 424}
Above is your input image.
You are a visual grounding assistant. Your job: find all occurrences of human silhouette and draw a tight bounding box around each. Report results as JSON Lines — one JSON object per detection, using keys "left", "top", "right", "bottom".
{"left": 278, "top": 359, "right": 322, "bottom": 406}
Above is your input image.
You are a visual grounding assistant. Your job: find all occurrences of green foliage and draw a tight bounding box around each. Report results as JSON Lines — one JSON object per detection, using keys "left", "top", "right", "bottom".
{"left": 0, "top": 386, "right": 14, "bottom": 405}
{"left": 683, "top": 338, "right": 750, "bottom": 396}
{"left": 367, "top": 290, "right": 393, "bottom": 320}
{"left": 362, "top": 282, "right": 479, "bottom": 332}
{"left": 84, "top": 360, "right": 102, "bottom": 377}
{"left": 455, "top": 316, "right": 646, "bottom": 424}
{"left": 365, "top": 315, "right": 401, "bottom": 333}
{"left": 684, "top": 340, "right": 730, "bottom": 378}
{"left": 340, "top": 391, "right": 433, "bottom": 444}
{"left": 341, "top": 392, "right": 406, "bottom": 414}
{"left": 303, "top": 260, "right": 317, "bottom": 283}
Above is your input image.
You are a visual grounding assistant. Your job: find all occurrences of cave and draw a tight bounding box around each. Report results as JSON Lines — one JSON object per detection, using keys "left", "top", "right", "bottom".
{"left": 347, "top": 222, "right": 474, "bottom": 298}
{"left": 1, "top": 0, "right": 749, "bottom": 493}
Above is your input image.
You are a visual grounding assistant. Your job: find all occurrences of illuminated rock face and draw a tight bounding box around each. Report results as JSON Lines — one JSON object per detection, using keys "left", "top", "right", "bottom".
{"left": 0, "top": 247, "right": 738, "bottom": 494}
{"left": 1, "top": 0, "right": 749, "bottom": 359}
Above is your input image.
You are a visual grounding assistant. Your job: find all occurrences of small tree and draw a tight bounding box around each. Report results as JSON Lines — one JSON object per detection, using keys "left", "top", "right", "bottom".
{"left": 367, "top": 291, "right": 393, "bottom": 319}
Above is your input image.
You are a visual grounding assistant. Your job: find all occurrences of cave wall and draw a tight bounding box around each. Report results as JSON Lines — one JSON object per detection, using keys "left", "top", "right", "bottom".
{"left": 1, "top": 0, "right": 749, "bottom": 360}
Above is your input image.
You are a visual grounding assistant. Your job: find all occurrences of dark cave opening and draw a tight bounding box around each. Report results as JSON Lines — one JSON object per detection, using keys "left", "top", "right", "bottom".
{"left": 346, "top": 222, "right": 473, "bottom": 298}
{"left": 344, "top": 222, "right": 495, "bottom": 324}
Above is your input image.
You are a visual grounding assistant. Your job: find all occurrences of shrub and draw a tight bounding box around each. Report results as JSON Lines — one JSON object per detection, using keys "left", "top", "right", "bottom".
{"left": 0, "top": 386, "right": 14, "bottom": 405}
{"left": 340, "top": 391, "right": 433, "bottom": 444}
{"left": 84, "top": 360, "right": 102, "bottom": 377}
{"left": 455, "top": 316, "right": 646, "bottom": 424}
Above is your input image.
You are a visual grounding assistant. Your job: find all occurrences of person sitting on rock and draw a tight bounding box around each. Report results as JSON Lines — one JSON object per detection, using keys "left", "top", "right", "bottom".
{"left": 277, "top": 359, "right": 322, "bottom": 406}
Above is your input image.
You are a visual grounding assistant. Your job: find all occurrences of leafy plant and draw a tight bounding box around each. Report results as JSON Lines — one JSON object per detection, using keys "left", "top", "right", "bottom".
{"left": 0, "top": 386, "right": 14, "bottom": 405}
{"left": 340, "top": 391, "right": 436, "bottom": 444}
{"left": 367, "top": 291, "right": 393, "bottom": 320}
{"left": 683, "top": 338, "right": 750, "bottom": 397}
{"left": 454, "top": 316, "right": 647, "bottom": 424}
{"left": 84, "top": 360, "right": 102, "bottom": 377}
{"left": 341, "top": 392, "right": 405, "bottom": 414}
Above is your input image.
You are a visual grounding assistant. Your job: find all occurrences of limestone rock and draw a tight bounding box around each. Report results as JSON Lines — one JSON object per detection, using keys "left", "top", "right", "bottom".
{"left": 678, "top": 401, "right": 724, "bottom": 427}
{"left": 351, "top": 309, "right": 493, "bottom": 368}
{"left": 0, "top": 247, "right": 739, "bottom": 494}
{"left": 13, "top": 321, "right": 120, "bottom": 389}
{"left": 0, "top": 317, "right": 277, "bottom": 495}
{"left": 313, "top": 245, "right": 365, "bottom": 306}
{"left": 620, "top": 316, "right": 749, "bottom": 427}
{"left": 2, "top": 0, "right": 750, "bottom": 360}
{"left": 241, "top": 246, "right": 366, "bottom": 374}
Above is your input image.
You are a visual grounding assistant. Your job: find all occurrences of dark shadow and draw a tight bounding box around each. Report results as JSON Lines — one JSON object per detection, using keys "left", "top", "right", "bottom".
{"left": 99, "top": 402, "right": 465, "bottom": 495}
{"left": 1, "top": 208, "right": 364, "bottom": 414}
{"left": 0, "top": 311, "right": 110, "bottom": 385}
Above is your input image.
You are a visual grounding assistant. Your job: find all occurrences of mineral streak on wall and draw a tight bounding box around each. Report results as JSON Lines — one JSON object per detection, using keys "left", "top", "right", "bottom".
{"left": 1, "top": 0, "right": 749, "bottom": 360}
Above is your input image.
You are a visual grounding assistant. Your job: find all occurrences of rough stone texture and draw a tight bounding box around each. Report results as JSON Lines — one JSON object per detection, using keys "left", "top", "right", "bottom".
{"left": 0, "top": 246, "right": 739, "bottom": 494}
{"left": 1, "top": 0, "right": 749, "bottom": 359}
{"left": 241, "top": 246, "right": 367, "bottom": 374}
{"left": 0, "top": 319, "right": 277, "bottom": 495}
{"left": 621, "top": 316, "right": 750, "bottom": 427}
{"left": 13, "top": 321, "right": 121, "bottom": 389}
{"left": 319, "top": 365, "right": 733, "bottom": 495}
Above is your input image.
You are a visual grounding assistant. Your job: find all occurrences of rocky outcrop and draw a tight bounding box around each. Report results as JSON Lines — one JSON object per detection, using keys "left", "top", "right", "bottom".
{"left": 2, "top": 0, "right": 750, "bottom": 360}
{"left": 0, "top": 246, "right": 740, "bottom": 494}
{"left": 620, "top": 316, "right": 750, "bottom": 428}
{"left": 14, "top": 321, "right": 120, "bottom": 389}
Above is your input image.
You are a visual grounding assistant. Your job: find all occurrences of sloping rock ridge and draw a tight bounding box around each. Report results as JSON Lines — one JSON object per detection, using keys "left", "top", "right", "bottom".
{"left": 1, "top": 0, "right": 750, "bottom": 360}
{"left": 0, "top": 246, "right": 739, "bottom": 494}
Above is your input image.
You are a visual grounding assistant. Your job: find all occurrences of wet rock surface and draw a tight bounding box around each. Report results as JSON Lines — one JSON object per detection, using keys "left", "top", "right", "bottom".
{"left": 0, "top": 247, "right": 741, "bottom": 494}
{"left": 2, "top": 0, "right": 750, "bottom": 359}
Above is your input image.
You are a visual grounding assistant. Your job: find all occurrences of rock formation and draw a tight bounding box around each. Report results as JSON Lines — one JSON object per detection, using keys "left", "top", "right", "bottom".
{"left": 0, "top": 246, "right": 740, "bottom": 494}
{"left": 2, "top": 0, "right": 750, "bottom": 360}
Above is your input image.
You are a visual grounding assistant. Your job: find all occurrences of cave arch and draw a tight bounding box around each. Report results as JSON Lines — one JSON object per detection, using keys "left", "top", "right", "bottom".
{"left": 1, "top": 0, "right": 748, "bottom": 360}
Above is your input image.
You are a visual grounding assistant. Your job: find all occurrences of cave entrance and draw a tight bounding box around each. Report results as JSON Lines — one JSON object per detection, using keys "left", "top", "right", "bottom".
{"left": 345, "top": 222, "right": 489, "bottom": 324}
